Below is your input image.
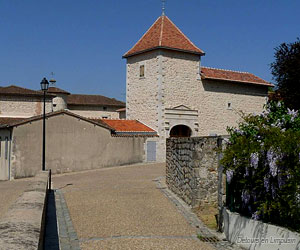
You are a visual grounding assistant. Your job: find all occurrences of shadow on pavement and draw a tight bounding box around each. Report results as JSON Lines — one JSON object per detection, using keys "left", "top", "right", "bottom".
{"left": 44, "top": 190, "right": 59, "bottom": 250}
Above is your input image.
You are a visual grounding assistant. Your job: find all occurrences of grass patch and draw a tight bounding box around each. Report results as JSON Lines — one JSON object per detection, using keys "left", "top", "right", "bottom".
{"left": 193, "top": 204, "right": 218, "bottom": 230}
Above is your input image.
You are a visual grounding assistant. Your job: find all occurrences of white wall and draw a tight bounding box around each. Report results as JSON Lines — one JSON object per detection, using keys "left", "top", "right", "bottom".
{"left": 0, "top": 96, "right": 52, "bottom": 118}
{"left": 223, "top": 208, "right": 300, "bottom": 250}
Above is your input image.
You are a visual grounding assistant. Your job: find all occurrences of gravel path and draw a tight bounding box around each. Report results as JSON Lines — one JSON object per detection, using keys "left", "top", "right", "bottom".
{"left": 53, "top": 163, "right": 215, "bottom": 250}
{"left": 0, "top": 178, "right": 31, "bottom": 219}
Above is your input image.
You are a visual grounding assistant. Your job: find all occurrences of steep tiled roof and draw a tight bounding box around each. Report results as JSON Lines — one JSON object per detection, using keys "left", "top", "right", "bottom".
{"left": 67, "top": 94, "right": 125, "bottom": 107}
{"left": 201, "top": 67, "right": 273, "bottom": 87}
{"left": 48, "top": 87, "right": 70, "bottom": 95}
{"left": 123, "top": 15, "right": 204, "bottom": 58}
{"left": 0, "top": 85, "right": 54, "bottom": 97}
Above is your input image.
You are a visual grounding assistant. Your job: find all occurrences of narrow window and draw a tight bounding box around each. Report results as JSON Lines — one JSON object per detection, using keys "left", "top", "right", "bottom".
{"left": 102, "top": 116, "right": 108, "bottom": 119}
{"left": 139, "top": 65, "right": 145, "bottom": 78}
{"left": 5, "top": 137, "right": 8, "bottom": 160}
{"left": 103, "top": 107, "right": 107, "bottom": 111}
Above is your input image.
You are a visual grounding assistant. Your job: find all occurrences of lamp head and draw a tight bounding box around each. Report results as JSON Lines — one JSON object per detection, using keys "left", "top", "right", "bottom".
{"left": 40, "top": 77, "right": 49, "bottom": 91}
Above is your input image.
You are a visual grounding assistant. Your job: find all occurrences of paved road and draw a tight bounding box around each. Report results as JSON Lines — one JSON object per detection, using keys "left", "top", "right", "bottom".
{"left": 0, "top": 178, "right": 31, "bottom": 219}
{"left": 53, "top": 163, "right": 215, "bottom": 250}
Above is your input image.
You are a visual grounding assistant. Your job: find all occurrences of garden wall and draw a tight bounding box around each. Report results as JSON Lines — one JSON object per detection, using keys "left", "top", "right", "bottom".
{"left": 223, "top": 208, "right": 300, "bottom": 250}
{"left": 166, "top": 136, "right": 223, "bottom": 207}
{"left": 0, "top": 171, "right": 49, "bottom": 249}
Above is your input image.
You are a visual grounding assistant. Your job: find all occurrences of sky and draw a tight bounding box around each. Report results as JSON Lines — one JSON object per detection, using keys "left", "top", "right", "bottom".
{"left": 1, "top": 0, "right": 299, "bottom": 101}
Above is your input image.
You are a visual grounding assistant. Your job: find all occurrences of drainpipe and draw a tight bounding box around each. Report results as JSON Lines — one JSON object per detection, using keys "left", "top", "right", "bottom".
{"left": 8, "top": 128, "right": 12, "bottom": 180}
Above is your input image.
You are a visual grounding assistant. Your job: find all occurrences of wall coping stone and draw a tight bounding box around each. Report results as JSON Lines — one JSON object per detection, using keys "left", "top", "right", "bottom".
{"left": 0, "top": 171, "right": 49, "bottom": 250}
{"left": 223, "top": 208, "right": 300, "bottom": 250}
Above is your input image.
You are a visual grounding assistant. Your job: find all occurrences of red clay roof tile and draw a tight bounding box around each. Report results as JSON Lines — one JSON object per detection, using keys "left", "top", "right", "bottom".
{"left": 96, "top": 119, "right": 155, "bottom": 133}
{"left": 123, "top": 15, "right": 204, "bottom": 57}
{"left": 201, "top": 67, "right": 273, "bottom": 87}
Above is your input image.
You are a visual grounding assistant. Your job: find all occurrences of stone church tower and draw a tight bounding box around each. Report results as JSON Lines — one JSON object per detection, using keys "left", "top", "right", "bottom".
{"left": 123, "top": 15, "right": 272, "bottom": 162}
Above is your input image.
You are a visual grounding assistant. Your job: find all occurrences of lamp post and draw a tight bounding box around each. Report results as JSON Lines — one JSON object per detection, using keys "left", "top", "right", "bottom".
{"left": 40, "top": 77, "right": 49, "bottom": 171}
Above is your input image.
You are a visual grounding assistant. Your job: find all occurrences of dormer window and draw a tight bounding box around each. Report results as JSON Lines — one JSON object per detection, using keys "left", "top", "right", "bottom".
{"left": 139, "top": 65, "right": 145, "bottom": 78}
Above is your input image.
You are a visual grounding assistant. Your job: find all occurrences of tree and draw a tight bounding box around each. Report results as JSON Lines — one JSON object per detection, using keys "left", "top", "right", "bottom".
{"left": 271, "top": 38, "right": 300, "bottom": 110}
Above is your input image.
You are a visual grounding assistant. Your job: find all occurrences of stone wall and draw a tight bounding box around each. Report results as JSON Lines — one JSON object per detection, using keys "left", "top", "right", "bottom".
{"left": 126, "top": 50, "right": 166, "bottom": 162}
{"left": 0, "top": 171, "right": 49, "bottom": 249}
{"left": 162, "top": 50, "right": 268, "bottom": 136}
{"left": 0, "top": 96, "right": 52, "bottom": 118}
{"left": 125, "top": 49, "right": 268, "bottom": 162}
{"left": 68, "top": 105, "right": 120, "bottom": 119}
{"left": 166, "top": 136, "right": 222, "bottom": 207}
{"left": 126, "top": 50, "right": 159, "bottom": 132}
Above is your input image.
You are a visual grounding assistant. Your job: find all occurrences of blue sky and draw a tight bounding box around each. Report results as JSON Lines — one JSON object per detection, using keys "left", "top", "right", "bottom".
{"left": 1, "top": 0, "right": 299, "bottom": 101}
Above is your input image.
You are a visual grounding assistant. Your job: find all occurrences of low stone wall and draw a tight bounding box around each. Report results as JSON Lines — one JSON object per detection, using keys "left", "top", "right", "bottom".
{"left": 223, "top": 208, "right": 300, "bottom": 250}
{"left": 0, "top": 171, "right": 49, "bottom": 249}
{"left": 166, "top": 136, "right": 222, "bottom": 207}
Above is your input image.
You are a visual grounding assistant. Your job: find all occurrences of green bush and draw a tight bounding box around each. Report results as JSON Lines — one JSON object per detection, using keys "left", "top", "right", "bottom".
{"left": 221, "top": 101, "right": 300, "bottom": 232}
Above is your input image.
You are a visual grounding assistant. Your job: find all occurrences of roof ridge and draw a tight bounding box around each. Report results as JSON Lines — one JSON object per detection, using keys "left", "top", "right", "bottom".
{"left": 6, "top": 85, "right": 35, "bottom": 90}
{"left": 202, "top": 66, "right": 250, "bottom": 74}
{"left": 0, "top": 110, "right": 114, "bottom": 130}
{"left": 70, "top": 93, "right": 120, "bottom": 99}
{"left": 159, "top": 15, "right": 164, "bottom": 46}
{"left": 164, "top": 16, "right": 204, "bottom": 54}
{"left": 123, "top": 16, "right": 161, "bottom": 57}
{"left": 123, "top": 15, "right": 204, "bottom": 57}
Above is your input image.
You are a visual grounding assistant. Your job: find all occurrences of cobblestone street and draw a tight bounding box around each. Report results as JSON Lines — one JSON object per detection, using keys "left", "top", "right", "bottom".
{"left": 52, "top": 163, "right": 217, "bottom": 250}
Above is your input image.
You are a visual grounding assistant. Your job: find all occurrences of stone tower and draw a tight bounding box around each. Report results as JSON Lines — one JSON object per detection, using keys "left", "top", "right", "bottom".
{"left": 123, "top": 15, "right": 205, "bottom": 161}
{"left": 48, "top": 86, "right": 70, "bottom": 111}
{"left": 123, "top": 15, "right": 271, "bottom": 162}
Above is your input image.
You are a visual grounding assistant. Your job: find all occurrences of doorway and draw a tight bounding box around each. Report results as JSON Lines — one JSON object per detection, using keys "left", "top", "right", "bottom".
{"left": 170, "top": 125, "right": 192, "bottom": 138}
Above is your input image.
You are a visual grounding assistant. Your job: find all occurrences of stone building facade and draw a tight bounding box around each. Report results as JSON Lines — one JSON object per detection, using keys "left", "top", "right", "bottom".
{"left": 0, "top": 86, "right": 53, "bottom": 118}
{"left": 124, "top": 15, "right": 272, "bottom": 162}
{"left": 0, "top": 85, "right": 125, "bottom": 119}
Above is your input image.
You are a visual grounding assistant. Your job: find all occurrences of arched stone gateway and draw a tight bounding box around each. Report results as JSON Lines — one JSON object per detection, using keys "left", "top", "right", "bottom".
{"left": 169, "top": 125, "right": 192, "bottom": 138}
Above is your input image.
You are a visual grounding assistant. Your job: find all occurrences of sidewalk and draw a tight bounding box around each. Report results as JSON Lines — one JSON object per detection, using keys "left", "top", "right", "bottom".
{"left": 53, "top": 163, "right": 215, "bottom": 250}
{"left": 0, "top": 178, "right": 31, "bottom": 220}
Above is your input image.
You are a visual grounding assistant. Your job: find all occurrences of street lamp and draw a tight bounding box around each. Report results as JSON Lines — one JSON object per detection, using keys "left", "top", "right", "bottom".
{"left": 40, "top": 77, "right": 49, "bottom": 171}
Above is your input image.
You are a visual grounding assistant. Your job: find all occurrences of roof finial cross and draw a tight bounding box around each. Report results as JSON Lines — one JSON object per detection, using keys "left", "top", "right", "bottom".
{"left": 49, "top": 72, "right": 56, "bottom": 86}
{"left": 162, "top": 0, "right": 166, "bottom": 16}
